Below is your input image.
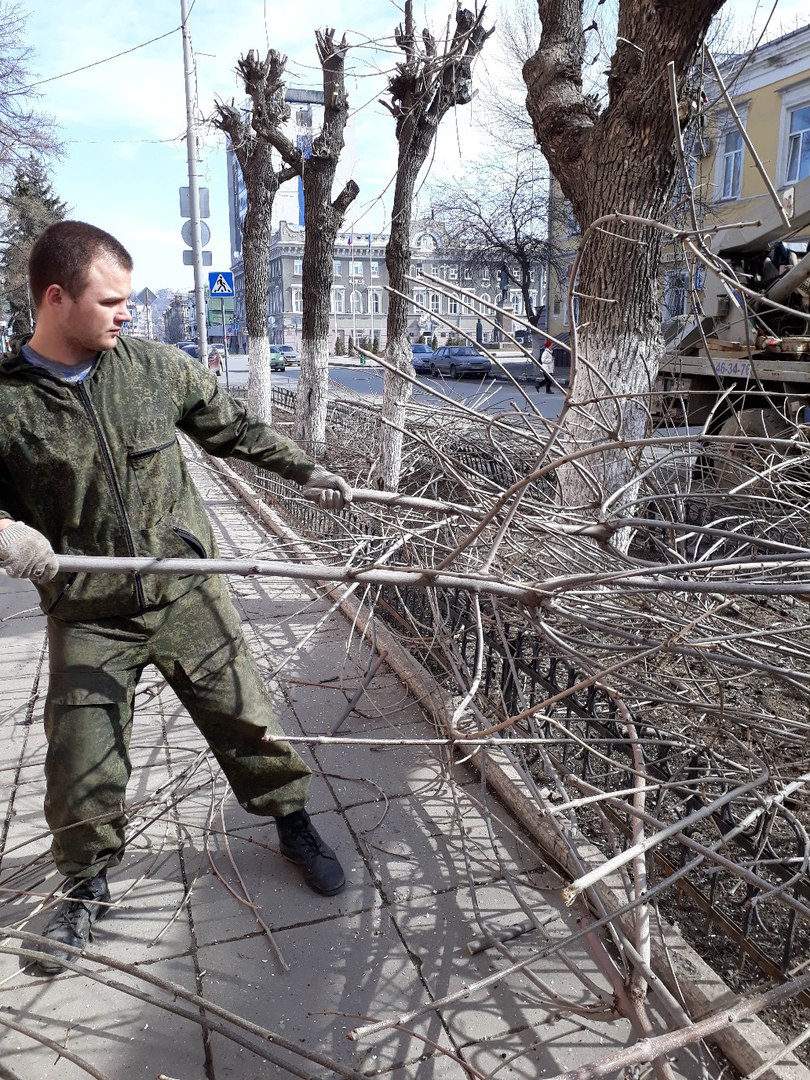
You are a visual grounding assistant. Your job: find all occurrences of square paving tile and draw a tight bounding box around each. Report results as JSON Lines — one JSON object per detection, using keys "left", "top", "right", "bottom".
{"left": 188, "top": 807, "right": 380, "bottom": 949}
{"left": 199, "top": 906, "right": 459, "bottom": 1078}
{"left": 344, "top": 785, "right": 548, "bottom": 904}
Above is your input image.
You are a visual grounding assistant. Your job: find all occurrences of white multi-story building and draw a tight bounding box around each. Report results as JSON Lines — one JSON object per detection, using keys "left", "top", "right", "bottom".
{"left": 263, "top": 219, "right": 547, "bottom": 355}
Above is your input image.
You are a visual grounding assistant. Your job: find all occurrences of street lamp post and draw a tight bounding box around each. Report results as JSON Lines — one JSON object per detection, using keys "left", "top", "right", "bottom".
{"left": 180, "top": 0, "right": 208, "bottom": 364}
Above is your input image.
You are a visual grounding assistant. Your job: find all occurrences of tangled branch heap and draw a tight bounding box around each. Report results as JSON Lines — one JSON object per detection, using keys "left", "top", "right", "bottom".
{"left": 256, "top": 227, "right": 810, "bottom": 1071}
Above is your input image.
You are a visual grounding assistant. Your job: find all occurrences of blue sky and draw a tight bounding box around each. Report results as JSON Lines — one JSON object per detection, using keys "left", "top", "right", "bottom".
{"left": 17, "top": 0, "right": 809, "bottom": 293}
{"left": 20, "top": 0, "right": 491, "bottom": 291}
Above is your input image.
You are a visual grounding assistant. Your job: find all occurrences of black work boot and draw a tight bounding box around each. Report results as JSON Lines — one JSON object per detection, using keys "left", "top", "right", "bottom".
{"left": 275, "top": 809, "right": 346, "bottom": 896}
{"left": 36, "top": 872, "right": 112, "bottom": 976}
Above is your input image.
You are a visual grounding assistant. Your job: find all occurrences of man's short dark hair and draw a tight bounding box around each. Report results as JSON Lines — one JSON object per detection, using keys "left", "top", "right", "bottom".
{"left": 28, "top": 221, "right": 133, "bottom": 308}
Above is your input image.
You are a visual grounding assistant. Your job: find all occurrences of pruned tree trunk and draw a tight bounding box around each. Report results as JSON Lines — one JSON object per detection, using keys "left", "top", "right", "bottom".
{"left": 251, "top": 31, "right": 358, "bottom": 458}
{"left": 241, "top": 186, "right": 275, "bottom": 421}
{"left": 379, "top": 2, "right": 493, "bottom": 491}
{"left": 211, "top": 51, "right": 297, "bottom": 423}
{"left": 382, "top": 162, "right": 422, "bottom": 492}
{"left": 295, "top": 30, "right": 358, "bottom": 457}
{"left": 523, "top": 0, "right": 725, "bottom": 510}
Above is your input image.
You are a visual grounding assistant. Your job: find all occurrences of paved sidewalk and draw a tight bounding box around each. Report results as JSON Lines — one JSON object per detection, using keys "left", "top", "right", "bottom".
{"left": 0, "top": 458, "right": 684, "bottom": 1078}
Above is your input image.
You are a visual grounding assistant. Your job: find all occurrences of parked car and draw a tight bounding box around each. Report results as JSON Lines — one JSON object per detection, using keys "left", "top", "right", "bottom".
{"left": 269, "top": 347, "right": 287, "bottom": 372}
{"left": 430, "top": 345, "right": 491, "bottom": 379}
{"left": 410, "top": 342, "right": 434, "bottom": 373}
{"left": 276, "top": 344, "right": 299, "bottom": 365}
{"left": 177, "top": 342, "right": 200, "bottom": 359}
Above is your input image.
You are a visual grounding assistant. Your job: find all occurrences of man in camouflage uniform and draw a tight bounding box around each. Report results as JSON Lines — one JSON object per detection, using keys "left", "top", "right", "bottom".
{"left": 0, "top": 221, "right": 351, "bottom": 974}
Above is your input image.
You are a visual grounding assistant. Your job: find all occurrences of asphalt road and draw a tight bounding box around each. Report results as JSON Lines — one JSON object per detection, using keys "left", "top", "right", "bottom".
{"left": 218, "top": 353, "right": 565, "bottom": 418}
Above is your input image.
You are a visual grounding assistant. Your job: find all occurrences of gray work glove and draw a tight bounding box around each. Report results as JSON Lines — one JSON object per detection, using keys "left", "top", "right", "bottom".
{"left": 0, "top": 522, "right": 60, "bottom": 583}
{"left": 301, "top": 465, "right": 353, "bottom": 512}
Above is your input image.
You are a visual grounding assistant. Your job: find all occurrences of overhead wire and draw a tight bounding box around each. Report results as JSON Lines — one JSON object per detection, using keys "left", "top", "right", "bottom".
{"left": 19, "top": 24, "right": 183, "bottom": 91}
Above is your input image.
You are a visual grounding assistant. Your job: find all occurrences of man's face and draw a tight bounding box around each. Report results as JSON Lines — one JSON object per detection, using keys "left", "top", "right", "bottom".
{"left": 60, "top": 256, "right": 132, "bottom": 358}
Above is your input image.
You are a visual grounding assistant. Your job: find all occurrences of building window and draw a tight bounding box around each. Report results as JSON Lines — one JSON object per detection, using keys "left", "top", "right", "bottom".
{"left": 333, "top": 260, "right": 342, "bottom": 276}
{"left": 293, "top": 258, "right": 303, "bottom": 275}
{"left": 529, "top": 270, "right": 535, "bottom": 283}
{"left": 448, "top": 266, "right": 458, "bottom": 280}
{"left": 430, "top": 292, "right": 440, "bottom": 314}
{"left": 351, "top": 261, "right": 364, "bottom": 278}
{"left": 332, "top": 289, "right": 345, "bottom": 314}
{"left": 412, "top": 263, "right": 422, "bottom": 276}
{"left": 553, "top": 295, "right": 561, "bottom": 318}
{"left": 663, "top": 270, "right": 688, "bottom": 322}
{"left": 481, "top": 266, "right": 490, "bottom": 281}
{"left": 291, "top": 288, "right": 303, "bottom": 314}
{"left": 463, "top": 267, "right": 472, "bottom": 280}
{"left": 720, "top": 126, "right": 743, "bottom": 199}
{"left": 350, "top": 290, "right": 363, "bottom": 313}
{"left": 371, "top": 261, "right": 379, "bottom": 277}
{"left": 786, "top": 104, "right": 810, "bottom": 184}
{"left": 479, "top": 292, "right": 490, "bottom": 314}
{"left": 413, "top": 289, "right": 426, "bottom": 312}
{"left": 448, "top": 297, "right": 459, "bottom": 315}
{"left": 371, "top": 290, "right": 381, "bottom": 314}
{"left": 510, "top": 290, "right": 522, "bottom": 315}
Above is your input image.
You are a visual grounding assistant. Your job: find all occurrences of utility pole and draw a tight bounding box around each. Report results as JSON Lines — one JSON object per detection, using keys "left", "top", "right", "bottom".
{"left": 180, "top": 0, "right": 208, "bottom": 363}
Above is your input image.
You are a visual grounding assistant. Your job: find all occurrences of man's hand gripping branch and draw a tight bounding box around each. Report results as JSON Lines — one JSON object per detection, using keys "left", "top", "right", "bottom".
{"left": 301, "top": 466, "right": 353, "bottom": 513}
{"left": 0, "top": 521, "right": 59, "bottom": 582}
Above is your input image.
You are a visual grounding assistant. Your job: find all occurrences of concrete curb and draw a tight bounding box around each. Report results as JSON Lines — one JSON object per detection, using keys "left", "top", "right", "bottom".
{"left": 206, "top": 453, "right": 809, "bottom": 1080}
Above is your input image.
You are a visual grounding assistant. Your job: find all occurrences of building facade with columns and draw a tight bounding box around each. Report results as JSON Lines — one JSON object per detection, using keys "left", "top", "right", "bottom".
{"left": 229, "top": 215, "right": 546, "bottom": 354}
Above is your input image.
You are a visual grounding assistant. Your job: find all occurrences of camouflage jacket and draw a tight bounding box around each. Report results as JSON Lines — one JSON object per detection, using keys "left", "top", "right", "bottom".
{"left": 0, "top": 335, "right": 315, "bottom": 620}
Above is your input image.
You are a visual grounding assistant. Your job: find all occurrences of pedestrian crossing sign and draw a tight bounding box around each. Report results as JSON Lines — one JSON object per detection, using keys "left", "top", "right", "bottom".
{"left": 208, "top": 271, "right": 234, "bottom": 297}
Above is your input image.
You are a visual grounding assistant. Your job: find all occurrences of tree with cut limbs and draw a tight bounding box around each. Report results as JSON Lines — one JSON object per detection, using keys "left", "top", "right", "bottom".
{"left": 523, "top": 0, "right": 724, "bottom": 510}
{"left": 212, "top": 52, "right": 298, "bottom": 422}
{"left": 378, "top": 2, "right": 493, "bottom": 491}
{"left": 1, "top": 155, "right": 66, "bottom": 335}
{"left": 252, "top": 31, "right": 358, "bottom": 458}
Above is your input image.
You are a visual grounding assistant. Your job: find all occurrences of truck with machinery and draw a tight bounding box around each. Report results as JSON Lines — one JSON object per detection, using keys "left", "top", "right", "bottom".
{"left": 656, "top": 174, "right": 810, "bottom": 471}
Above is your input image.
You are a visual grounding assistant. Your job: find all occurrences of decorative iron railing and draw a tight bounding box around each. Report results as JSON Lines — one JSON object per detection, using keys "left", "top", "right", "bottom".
{"left": 224, "top": 382, "right": 809, "bottom": 988}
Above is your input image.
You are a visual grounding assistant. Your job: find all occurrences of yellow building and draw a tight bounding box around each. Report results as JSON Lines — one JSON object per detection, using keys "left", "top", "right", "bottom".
{"left": 694, "top": 22, "right": 810, "bottom": 323}
{"left": 543, "top": 23, "right": 810, "bottom": 346}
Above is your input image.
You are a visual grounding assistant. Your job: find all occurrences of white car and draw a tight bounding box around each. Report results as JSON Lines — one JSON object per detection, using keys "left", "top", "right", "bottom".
{"left": 275, "top": 344, "right": 299, "bottom": 364}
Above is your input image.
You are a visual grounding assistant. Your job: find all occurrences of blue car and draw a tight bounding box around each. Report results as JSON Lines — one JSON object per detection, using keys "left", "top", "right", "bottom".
{"left": 411, "top": 342, "right": 434, "bottom": 373}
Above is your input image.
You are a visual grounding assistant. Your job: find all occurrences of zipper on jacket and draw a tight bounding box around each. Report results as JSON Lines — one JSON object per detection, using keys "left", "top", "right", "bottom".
{"left": 76, "top": 381, "right": 146, "bottom": 608}
{"left": 45, "top": 572, "right": 78, "bottom": 615}
{"left": 129, "top": 439, "right": 176, "bottom": 461}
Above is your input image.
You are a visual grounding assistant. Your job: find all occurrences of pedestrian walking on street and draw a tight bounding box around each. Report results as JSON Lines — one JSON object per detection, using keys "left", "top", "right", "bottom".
{"left": 0, "top": 221, "right": 353, "bottom": 975}
{"left": 538, "top": 340, "right": 556, "bottom": 394}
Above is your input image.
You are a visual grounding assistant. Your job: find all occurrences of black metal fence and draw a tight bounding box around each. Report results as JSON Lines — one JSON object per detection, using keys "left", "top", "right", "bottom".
{"left": 228, "top": 384, "right": 809, "bottom": 990}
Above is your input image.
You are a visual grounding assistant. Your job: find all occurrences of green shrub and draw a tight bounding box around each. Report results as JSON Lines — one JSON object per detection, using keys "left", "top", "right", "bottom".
{"left": 334, "top": 335, "right": 345, "bottom": 356}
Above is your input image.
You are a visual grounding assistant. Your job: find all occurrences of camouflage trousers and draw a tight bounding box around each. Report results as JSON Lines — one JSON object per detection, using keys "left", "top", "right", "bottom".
{"left": 44, "top": 575, "right": 311, "bottom": 878}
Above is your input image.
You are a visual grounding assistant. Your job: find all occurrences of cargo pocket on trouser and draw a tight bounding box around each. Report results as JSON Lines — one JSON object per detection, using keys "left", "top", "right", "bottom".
{"left": 166, "top": 632, "right": 311, "bottom": 818}
{"left": 44, "top": 671, "right": 134, "bottom": 878}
